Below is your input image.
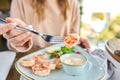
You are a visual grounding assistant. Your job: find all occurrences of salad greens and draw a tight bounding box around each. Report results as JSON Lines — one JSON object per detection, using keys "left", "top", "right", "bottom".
{"left": 61, "top": 46, "right": 75, "bottom": 54}
{"left": 49, "top": 46, "right": 75, "bottom": 59}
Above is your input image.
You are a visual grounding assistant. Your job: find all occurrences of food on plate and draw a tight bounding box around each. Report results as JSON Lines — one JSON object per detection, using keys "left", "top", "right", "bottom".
{"left": 53, "top": 58, "right": 62, "bottom": 69}
{"left": 48, "top": 46, "right": 75, "bottom": 59}
{"left": 46, "top": 47, "right": 61, "bottom": 53}
{"left": 20, "top": 54, "right": 61, "bottom": 76}
{"left": 32, "top": 64, "right": 51, "bottom": 76}
{"left": 107, "top": 39, "right": 120, "bottom": 52}
{"left": 64, "top": 33, "right": 79, "bottom": 48}
{"left": 114, "top": 50, "right": 120, "bottom": 57}
{"left": 46, "top": 33, "right": 80, "bottom": 59}
{"left": 76, "top": 51, "right": 81, "bottom": 54}
{"left": 21, "top": 59, "right": 35, "bottom": 67}
{"left": 63, "top": 57, "right": 86, "bottom": 66}
{"left": 60, "top": 54, "right": 87, "bottom": 76}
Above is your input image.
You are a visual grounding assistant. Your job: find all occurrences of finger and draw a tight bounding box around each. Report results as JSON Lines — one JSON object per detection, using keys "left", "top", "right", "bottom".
{"left": 13, "top": 35, "right": 32, "bottom": 47}
{"left": 3, "top": 29, "right": 24, "bottom": 39}
{"left": 3, "top": 25, "right": 33, "bottom": 39}
{"left": 80, "top": 38, "right": 86, "bottom": 42}
{"left": 6, "top": 17, "right": 26, "bottom": 27}
{"left": 79, "top": 38, "right": 91, "bottom": 52}
{"left": 83, "top": 42, "right": 91, "bottom": 53}
{"left": 0, "top": 23, "right": 17, "bottom": 35}
{"left": 84, "top": 40, "right": 90, "bottom": 48}
{"left": 18, "top": 35, "right": 32, "bottom": 46}
{"left": 12, "top": 32, "right": 31, "bottom": 43}
{"left": 80, "top": 38, "right": 90, "bottom": 48}
{"left": 80, "top": 42, "right": 89, "bottom": 52}
{"left": 10, "top": 32, "right": 32, "bottom": 46}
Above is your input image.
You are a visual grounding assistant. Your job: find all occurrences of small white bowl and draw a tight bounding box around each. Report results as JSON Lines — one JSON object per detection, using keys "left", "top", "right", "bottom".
{"left": 60, "top": 53, "right": 87, "bottom": 76}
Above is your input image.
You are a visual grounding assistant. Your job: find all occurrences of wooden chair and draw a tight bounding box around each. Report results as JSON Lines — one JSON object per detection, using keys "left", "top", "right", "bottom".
{"left": 0, "top": 0, "right": 11, "bottom": 11}
{"left": 0, "top": 0, "right": 11, "bottom": 51}
{"left": 0, "top": 36, "right": 8, "bottom": 51}
{"left": 0, "top": 36, "right": 2, "bottom": 47}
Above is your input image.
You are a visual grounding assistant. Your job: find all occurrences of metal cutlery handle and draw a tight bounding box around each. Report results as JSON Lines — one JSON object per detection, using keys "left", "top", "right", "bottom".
{"left": 0, "top": 18, "right": 43, "bottom": 36}
{"left": 0, "top": 18, "right": 64, "bottom": 43}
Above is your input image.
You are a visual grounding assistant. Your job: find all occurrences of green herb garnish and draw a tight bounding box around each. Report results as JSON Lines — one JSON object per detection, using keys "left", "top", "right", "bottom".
{"left": 61, "top": 46, "right": 75, "bottom": 54}
{"left": 49, "top": 46, "right": 75, "bottom": 59}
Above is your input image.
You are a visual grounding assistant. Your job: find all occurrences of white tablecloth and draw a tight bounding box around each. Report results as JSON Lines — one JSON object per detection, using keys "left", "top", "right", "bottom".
{"left": 0, "top": 51, "right": 16, "bottom": 80}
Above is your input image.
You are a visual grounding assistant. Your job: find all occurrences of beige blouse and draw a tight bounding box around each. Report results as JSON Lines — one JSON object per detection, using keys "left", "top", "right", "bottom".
{"left": 8, "top": 0, "right": 80, "bottom": 52}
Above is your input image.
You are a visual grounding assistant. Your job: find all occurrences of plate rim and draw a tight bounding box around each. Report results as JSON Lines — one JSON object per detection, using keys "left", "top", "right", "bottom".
{"left": 15, "top": 61, "right": 33, "bottom": 80}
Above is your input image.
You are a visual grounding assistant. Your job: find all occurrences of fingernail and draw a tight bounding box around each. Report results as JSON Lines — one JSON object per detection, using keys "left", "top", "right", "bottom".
{"left": 11, "top": 22, "right": 17, "bottom": 26}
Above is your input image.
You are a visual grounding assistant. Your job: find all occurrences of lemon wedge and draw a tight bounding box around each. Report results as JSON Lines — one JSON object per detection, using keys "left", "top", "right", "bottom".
{"left": 92, "top": 13, "right": 105, "bottom": 21}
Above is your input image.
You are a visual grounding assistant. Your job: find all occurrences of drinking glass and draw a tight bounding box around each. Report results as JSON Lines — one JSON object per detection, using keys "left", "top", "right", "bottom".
{"left": 90, "top": 12, "right": 110, "bottom": 47}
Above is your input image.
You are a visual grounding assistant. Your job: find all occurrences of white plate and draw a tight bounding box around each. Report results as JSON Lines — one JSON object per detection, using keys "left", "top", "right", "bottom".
{"left": 15, "top": 44, "right": 105, "bottom": 80}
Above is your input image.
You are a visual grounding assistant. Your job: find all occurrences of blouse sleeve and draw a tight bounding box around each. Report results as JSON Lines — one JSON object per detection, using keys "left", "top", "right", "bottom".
{"left": 7, "top": 0, "right": 33, "bottom": 52}
{"left": 70, "top": 0, "right": 80, "bottom": 35}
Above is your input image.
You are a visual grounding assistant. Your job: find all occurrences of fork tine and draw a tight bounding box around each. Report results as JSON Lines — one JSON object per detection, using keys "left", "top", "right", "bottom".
{"left": 49, "top": 36, "right": 64, "bottom": 43}
{"left": 50, "top": 39, "right": 64, "bottom": 42}
{"left": 49, "top": 41, "right": 63, "bottom": 43}
{"left": 51, "top": 36, "right": 64, "bottom": 40}
{"left": 49, "top": 42, "right": 62, "bottom": 44}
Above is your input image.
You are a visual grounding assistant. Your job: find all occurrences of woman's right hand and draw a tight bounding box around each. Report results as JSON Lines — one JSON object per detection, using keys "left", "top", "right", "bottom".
{"left": 0, "top": 18, "right": 33, "bottom": 50}
{"left": 0, "top": 20, "right": 16, "bottom": 35}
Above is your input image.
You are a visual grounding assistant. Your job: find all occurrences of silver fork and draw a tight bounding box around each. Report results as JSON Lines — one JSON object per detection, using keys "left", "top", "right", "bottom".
{"left": 0, "top": 18, "right": 64, "bottom": 43}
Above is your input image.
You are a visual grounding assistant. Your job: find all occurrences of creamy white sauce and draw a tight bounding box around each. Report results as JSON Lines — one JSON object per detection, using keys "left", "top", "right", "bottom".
{"left": 63, "top": 57, "right": 86, "bottom": 66}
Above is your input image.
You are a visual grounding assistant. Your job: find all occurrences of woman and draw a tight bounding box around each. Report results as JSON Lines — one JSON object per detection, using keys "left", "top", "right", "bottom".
{"left": 0, "top": 0, "right": 90, "bottom": 52}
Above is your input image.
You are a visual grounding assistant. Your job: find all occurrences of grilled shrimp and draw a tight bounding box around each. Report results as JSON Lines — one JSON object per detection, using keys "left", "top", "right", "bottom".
{"left": 32, "top": 64, "right": 51, "bottom": 76}
{"left": 21, "top": 59, "right": 35, "bottom": 67}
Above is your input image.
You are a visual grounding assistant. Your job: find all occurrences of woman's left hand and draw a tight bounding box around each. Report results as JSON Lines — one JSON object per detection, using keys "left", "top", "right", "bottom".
{"left": 78, "top": 37, "right": 90, "bottom": 53}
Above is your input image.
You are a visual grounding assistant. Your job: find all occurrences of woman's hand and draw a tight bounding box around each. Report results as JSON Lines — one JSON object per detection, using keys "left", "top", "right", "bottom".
{"left": 2, "top": 18, "right": 33, "bottom": 47}
{"left": 0, "top": 20, "right": 16, "bottom": 35}
{"left": 79, "top": 37, "right": 90, "bottom": 53}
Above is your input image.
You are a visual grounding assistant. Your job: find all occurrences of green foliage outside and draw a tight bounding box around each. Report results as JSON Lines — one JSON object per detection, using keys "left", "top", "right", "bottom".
{"left": 78, "top": 0, "right": 120, "bottom": 42}
{"left": 81, "top": 14, "right": 120, "bottom": 43}
{"left": 100, "top": 14, "right": 120, "bottom": 41}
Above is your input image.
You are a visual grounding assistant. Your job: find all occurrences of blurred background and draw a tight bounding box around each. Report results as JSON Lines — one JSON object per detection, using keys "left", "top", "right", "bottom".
{"left": 0, "top": 0, "right": 11, "bottom": 18}
{"left": 0, "top": 0, "right": 120, "bottom": 50}
{"left": 79, "top": 0, "right": 120, "bottom": 44}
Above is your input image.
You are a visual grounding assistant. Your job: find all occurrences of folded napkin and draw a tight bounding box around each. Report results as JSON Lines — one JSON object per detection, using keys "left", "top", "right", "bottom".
{"left": 91, "top": 46, "right": 120, "bottom": 80}
{"left": 0, "top": 51, "right": 16, "bottom": 80}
